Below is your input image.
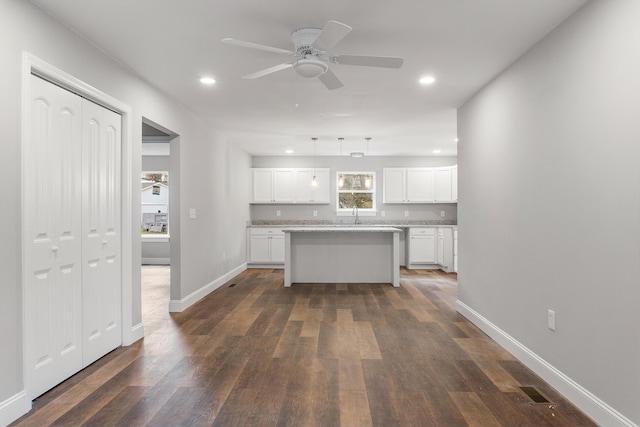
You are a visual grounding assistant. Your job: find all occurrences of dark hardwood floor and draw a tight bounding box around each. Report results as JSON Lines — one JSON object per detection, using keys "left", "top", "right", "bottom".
{"left": 12, "top": 266, "right": 596, "bottom": 427}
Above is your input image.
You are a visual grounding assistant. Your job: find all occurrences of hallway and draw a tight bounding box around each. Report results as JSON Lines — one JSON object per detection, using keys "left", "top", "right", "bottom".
{"left": 12, "top": 267, "right": 595, "bottom": 426}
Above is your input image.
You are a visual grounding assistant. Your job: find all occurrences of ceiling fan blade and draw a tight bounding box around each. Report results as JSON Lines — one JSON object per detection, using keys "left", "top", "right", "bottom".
{"left": 318, "top": 68, "right": 343, "bottom": 90}
{"left": 222, "top": 38, "right": 295, "bottom": 55}
{"left": 312, "top": 21, "right": 352, "bottom": 52}
{"left": 242, "top": 63, "right": 293, "bottom": 79}
{"left": 332, "top": 55, "right": 404, "bottom": 68}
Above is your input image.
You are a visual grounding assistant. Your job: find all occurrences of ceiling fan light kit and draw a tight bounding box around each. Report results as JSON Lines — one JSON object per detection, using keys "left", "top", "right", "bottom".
{"left": 294, "top": 57, "right": 328, "bottom": 78}
{"left": 222, "top": 20, "right": 403, "bottom": 90}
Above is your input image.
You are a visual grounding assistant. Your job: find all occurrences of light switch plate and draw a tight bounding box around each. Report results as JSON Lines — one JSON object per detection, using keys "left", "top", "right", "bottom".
{"left": 189, "top": 208, "right": 196, "bottom": 219}
{"left": 548, "top": 309, "right": 556, "bottom": 331}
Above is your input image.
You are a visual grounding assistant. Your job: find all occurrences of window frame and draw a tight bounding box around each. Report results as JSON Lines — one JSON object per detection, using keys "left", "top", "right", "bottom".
{"left": 335, "top": 171, "right": 377, "bottom": 216}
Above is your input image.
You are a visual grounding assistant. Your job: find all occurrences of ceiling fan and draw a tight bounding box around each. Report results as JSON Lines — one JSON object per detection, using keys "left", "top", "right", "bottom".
{"left": 222, "top": 21, "right": 404, "bottom": 90}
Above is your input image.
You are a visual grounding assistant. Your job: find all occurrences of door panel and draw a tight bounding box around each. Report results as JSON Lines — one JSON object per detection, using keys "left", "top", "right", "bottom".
{"left": 25, "top": 75, "right": 83, "bottom": 399}
{"left": 82, "top": 100, "right": 122, "bottom": 367}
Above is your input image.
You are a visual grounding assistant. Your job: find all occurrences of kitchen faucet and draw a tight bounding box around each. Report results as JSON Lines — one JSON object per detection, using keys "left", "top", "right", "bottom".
{"left": 352, "top": 206, "right": 360, "bottom": 225}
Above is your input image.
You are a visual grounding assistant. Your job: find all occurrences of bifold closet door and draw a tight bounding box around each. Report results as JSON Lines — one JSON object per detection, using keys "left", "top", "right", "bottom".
{"left": 25, "top": 75, "right": 84, "bottom": 399}
{"left": 25, "top": 75, "right": 123, "bottom": 398}
{"left": 81, "top": 99, "right": 122, "bottom": 368}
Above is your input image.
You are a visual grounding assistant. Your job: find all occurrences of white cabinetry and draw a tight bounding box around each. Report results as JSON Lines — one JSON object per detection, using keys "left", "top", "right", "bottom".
{"left": 252, "top": 168, "right": 330, "bottom": 204}
{"left": 248, "top": 228, "right": 285, "bottom": 264}
{"left": 294, "top": 168, "right": 330, "bottom": 203}
{"left": 452, "top": 165, "right": 458, "bottom": 202}
{"left": 434, "top": 167, "right": 453, "bottom": 202}
{"left": 453, "top": 228, "right": 458, "bottom": 273}
{"left": 252, "top": 168, "right": 295, "bottom": 203}
{"left": 406, "top": 227, "right": 455, "bottom": 272}
{"left": 383, "top": 166, "right": 456, "bottom": 203}
{"left": 407, "top": 228, "right": 436, "bottom": 264}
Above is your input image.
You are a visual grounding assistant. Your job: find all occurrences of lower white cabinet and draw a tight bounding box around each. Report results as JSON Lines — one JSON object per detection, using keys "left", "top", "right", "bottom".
{"left": 248, "top": 228, "right": 284, "bottom": 264}
{"left": 408, "top": 228, "right": 436, "bottom": 264}
{"left": 453, "top": 228, "right": 458, "bottom": 273}
{"left": 406, "top": 227, "right": 455, "bottom": 272}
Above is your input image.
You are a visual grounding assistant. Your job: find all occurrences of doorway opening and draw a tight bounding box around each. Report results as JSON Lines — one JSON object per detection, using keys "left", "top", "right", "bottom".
{"left": 141, "top": 118, "right": 177, "bottom": 320}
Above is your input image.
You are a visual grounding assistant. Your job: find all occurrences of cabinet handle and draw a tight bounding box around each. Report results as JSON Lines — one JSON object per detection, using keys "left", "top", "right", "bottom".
{"left": 52, "top": 246, "right": 59, "bottom": 252}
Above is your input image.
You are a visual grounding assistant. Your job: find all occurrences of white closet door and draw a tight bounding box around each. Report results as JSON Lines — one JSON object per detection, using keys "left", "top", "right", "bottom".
{"left": 81, "top": 100, "right": 122, "bottom": 367}
{"left": 25, "top": 75, "right": 84, "bottom": 399}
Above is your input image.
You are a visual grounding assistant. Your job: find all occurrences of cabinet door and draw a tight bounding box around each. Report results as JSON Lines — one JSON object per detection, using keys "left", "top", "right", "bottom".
{"left": 312, "top": 168, "right": 330, "bottom": 203}
{"left": 270, "top": 236, "right": 285, "bottom": 263}
{"left": 409, "top": 229, "right": 436, "bottom": 263}
{"left": 249, "top": 235, "right": 271, "bottom": 262}
{"left": 437, "top": 229, "right": 445, "bottom": 266}
{"left": 253, "top": 169, "right": 274, "bottom": 202}
{"left": 451, "top": 165, "right": 458, "bottom": 202}
{"left": 406, "top": 168, "right": 435, "bottom": 202}
{"left": 383, "top": 168, "right": 406, "bottom": 203}
{"left": 294, "top": 169, "right": 314, "bottom": 203}
{"left": 292, "top": 168, "right": 331, "bottom": 203}
{"left": 273, "top": 169, "right": 295, "bottom": 202}
{"left": 434, "top": 167, "right": 453, "bottom": 202}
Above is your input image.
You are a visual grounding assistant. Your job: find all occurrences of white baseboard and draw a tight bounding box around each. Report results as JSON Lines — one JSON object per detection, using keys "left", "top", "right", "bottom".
{"left": 128, "top": 322, "right": 145, "bottom": 344}
{"left": 169, "top": 263, "right": 247, "bottom": 312}
{"left": 141, "top": 257, "right": 170, "bottom": 265}
{"left": 0, "top": 391, "right": 30, "bottom": 427}
{"left": 456, "top": 300, "right": 638, "bottom": 427}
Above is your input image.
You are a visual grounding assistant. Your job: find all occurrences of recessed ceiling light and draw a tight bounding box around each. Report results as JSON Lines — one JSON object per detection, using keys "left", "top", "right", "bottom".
{"left": 433, "top": 149, "right": 442, "bottom": 154}
{"left": 200, "top": 77, "right": 216, "bottom": 85}
{"left": 419, "top": 76, "right": 436, "bottom": 85}
{"left": 455, "top": 138, "right": 459, "bottom": 142}
{"left": 285, "top": 149, "right": 294, "bottom": 154}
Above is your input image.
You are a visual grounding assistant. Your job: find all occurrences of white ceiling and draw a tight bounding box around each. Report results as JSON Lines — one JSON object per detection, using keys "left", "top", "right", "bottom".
{"left": 30, "top": 0, "right": 587, "bottom": 157}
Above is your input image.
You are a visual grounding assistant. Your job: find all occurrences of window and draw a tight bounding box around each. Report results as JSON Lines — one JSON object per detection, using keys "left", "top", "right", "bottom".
{"left": 336, "top": 171, "right": 376, "bottom": 214}
{"left": 141, "top": 171, "right": 169, "bottom": 235}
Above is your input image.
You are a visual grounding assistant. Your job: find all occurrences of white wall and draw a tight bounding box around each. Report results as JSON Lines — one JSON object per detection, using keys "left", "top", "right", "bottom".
{"left": 0, "top": 0, "right": 251, "bottom": 420}
{"left": 251, "top": 155, "right": 457, "bottom": 223}
{"left": 457, "top": 0, "right": 640, "bottom": 425}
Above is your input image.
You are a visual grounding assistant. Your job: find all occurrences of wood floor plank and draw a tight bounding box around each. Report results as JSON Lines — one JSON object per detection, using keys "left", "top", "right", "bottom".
{"left": 450, "top": 391, "right": 502, "bottom": 427}
{"left": 12, "top": 266, "right": 597, "bottom": 427}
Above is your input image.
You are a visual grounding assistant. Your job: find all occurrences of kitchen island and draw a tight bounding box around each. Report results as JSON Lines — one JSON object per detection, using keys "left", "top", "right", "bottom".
{"left": 283, "top": 227, "right": 401, "bottom": 287}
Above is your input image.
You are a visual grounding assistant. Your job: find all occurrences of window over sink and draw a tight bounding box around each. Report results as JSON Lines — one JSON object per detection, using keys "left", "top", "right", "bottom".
{"left": 336, "top": 171, "right": 376, "bottom": 215}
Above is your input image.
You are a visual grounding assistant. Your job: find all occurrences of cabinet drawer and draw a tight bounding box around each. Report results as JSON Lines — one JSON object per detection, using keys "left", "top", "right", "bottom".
{"left": 249, "top": 227, "right": 284, "bottom": 236}
{"left": 409, "top": 228, "right": 435, "bottom": 236}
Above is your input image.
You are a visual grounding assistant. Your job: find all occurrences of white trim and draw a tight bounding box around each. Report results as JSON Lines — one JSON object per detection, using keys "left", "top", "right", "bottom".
{"left": 141, "top": 257, "right": 171, "bottom": 265}
{"left": 141, "top": 236, "right": 169, "bottom": 243}
{"left": 456, "top": 300, "right": 638, "bottom": 427}
{"left": 21, "top": 52, "right": 137, "bottom": 403}
{"left": 0, "top": 391, "right": 29, "bottom": 427}
{"left": 130, "top": 322, "right": 145, "bottom": 344}
{"left": 169, "top": 263, "right": 247, "bottom": 312}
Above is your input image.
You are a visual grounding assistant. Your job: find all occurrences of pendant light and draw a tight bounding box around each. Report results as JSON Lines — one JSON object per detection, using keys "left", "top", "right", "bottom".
{"left": 364, "top": 138, "right": 372, "bottom": 188}
{"left": 338, "top": 138, "right": 345, "bottom": 188}
{"left": 311, "top": 137, "right": 318, "bottom": 187}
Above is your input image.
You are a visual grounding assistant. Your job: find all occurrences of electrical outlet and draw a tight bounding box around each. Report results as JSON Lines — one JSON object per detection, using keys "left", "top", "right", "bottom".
{"left": 276, "top": 210, "right": 281, "bottom": 217}
{"left": 222, "top": 251, "right": 226, "bottom": 260}
{"left": 189, "top": 208, "right": 196, "bottom": 219}
{"left": 313, "top": 210, "right": 317, "bottom": 217}
{"left": 404, "top": 211, "right": 409, "bottom": 217}
{"left": 381, "top": 211, "right": 386, "bottom": 217}
{"left": 547, "top": 309, "right": 556, "bottom": 331}
{"left": 440, "top": 210, "right": 445, "bottom": 217}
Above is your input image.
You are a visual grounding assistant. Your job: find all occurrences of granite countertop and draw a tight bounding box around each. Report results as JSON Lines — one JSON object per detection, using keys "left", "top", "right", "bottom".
{"left": 248, "top": 220, "right": 456, "bottom": 228}
{"left": 282, "top": 226, "right": 402, "bottom": 233}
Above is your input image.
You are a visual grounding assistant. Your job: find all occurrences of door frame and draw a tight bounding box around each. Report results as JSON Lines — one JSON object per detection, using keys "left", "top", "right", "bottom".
{"left": 21, "top": 53, "right": 137, "bottom": 402}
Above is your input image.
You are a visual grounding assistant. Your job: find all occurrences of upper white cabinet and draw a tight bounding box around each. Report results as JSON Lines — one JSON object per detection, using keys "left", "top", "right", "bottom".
{"left": 434, "top": 167, "right": 452, "bottom": 202}
{"left": 293, "top": 168, "right": 330, "bottom": 203}
{"left": 407, "top": 168, "right": 435, "bottom": 202}
{"left": 383, "top": 166, "right": 457, "bottom": 203}
{"left": 252, "top": 168, "right": 330, "bottom": 204}
{"left": 452, "top": 165, "right": 458, "bottom": 202}
{"left": 252, "top": 168, "right": 295, "bottom": 203}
